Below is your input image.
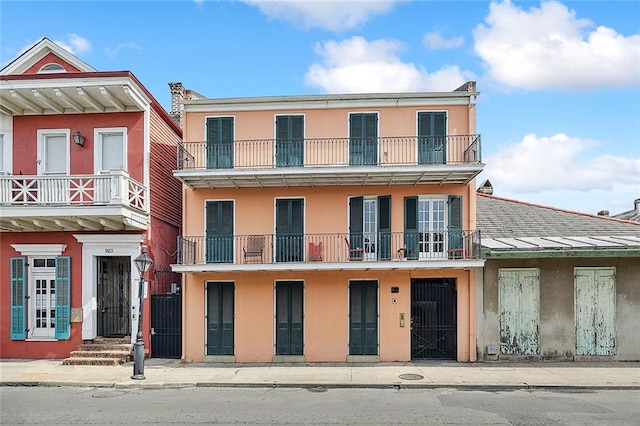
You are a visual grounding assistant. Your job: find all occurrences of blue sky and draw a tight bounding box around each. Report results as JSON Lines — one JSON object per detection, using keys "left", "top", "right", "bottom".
{"left": 2, "top": 0, "right": 639, "bottom": 216}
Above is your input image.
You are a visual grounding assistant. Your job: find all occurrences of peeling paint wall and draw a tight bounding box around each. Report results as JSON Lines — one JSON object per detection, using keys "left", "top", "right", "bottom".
{"left": 478, "top": 257, "right": 640, "bottom": 361}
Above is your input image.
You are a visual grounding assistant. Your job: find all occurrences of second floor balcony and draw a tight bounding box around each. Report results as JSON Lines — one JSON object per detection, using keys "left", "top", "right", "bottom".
{"left": 174, "top": 135, "right": 483, "bottom": 189}
{"left": 0, "top": 169, "right": 149, "bottom": 232}
{"left": 173, "top": 231, "right": 483, "bottom": 273}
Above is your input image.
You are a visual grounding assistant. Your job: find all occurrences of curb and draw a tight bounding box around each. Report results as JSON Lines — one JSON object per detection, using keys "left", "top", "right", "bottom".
{"left": 2, "top": 381, "right": 639, "bottom": 391}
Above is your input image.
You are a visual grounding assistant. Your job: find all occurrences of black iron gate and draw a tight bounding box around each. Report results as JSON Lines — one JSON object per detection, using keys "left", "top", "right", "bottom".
{"left": 411, "top": 278, "right": 457, "bottom": 359}
{"left": 97, "top": 256, "right": 130, "bottom": 337}
{"left": 151, "top": 294, "right": 182, "bottom": 358}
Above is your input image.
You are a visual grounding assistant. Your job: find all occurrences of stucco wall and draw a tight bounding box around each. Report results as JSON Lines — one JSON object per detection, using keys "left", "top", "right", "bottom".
{"left": 182, "top": 269, "right": 475, "bottom": 363}
{"left": 479, "top": 257, "right": 640, "bottom": 361}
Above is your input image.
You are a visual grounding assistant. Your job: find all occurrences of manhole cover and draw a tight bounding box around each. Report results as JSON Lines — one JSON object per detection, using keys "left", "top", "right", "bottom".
{"left": 92, "top": 390, "right": 130, "bottom": 399}
{"left": 398, "top": 373, "right": 424, "bottom": 381}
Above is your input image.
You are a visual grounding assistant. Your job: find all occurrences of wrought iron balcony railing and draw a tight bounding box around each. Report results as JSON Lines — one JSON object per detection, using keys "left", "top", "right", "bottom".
{"left": 0, "top": 169, "right": 147, "bottom": 211}
{"left": 177, "top": 231, "right": 481, "bottom": 266}
{"left": 177, "top": 135, "right": 481, "bottom": 170}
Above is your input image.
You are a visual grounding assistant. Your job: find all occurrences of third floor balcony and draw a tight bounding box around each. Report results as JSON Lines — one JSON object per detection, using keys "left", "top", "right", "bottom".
{"left": 174, "top": 135, "right": 483, "bottom": 189}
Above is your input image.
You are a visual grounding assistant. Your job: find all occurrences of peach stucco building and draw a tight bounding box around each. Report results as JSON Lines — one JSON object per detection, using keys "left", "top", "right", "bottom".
{"left": 171, "top": 83, "right": 484, "bottom": 362}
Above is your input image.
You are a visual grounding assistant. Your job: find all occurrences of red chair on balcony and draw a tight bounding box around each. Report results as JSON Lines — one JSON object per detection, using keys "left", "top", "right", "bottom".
{"left": 308, "top": 242, "right": 323, "bottom": 261}
{"left": 344, "top": 237, "right": 364, "bottom": 261}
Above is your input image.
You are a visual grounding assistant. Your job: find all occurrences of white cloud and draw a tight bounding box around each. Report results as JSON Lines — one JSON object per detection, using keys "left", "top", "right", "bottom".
{"left": 305, "top": 36, "right": 473, "bottom": 93}
{"left": 242, "top": 0, "right": 399, "bottom": 32}
{"left": 53, "top": 34, "right": 92, "bottom": 55}
{"left": 483, "top": 133, "right": 640, "bottom": 194}
{"left": 473, "top": 0, "right": 640, "bottom": 90}
{"left": 422, "top": 30, "right": 464, "bottom": 50}
{"left": 105, "top": 42, "right": 143, "bottom": 58}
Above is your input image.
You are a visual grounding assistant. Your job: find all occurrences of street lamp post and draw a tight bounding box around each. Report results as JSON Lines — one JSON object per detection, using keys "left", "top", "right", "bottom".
{"left": 131, "top": 246, "right": 153, "bottom": 380}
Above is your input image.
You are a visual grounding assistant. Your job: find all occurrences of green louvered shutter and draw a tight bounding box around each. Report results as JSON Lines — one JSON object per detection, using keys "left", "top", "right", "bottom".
{"left": 349, "top": 196, "right": 364, "bottom": 259}
{"left": 55, "top": 256, "right": 71, "bottom": 339}
{"left": 206, "top": 117, "right": 234, "bottom": 169}
{"left": 404, "top": 197, "right": 419, "bottom": 260}
{"left": 10, "top": 257, "right": 27, "bottom": 340}
{"left": 418, "top": 112, "right": 446, "bottom": 164}
{"left": 377, "top": 195, "right": 391, "bottom": 260}
{"left": 448, "top": 195, "right": 463, "bottom": 251}
{"left": 276, "top": 115, "right": 304, "bottom": 167}
{"left": 349, "top": 113, "right": 378, "bottom": 165}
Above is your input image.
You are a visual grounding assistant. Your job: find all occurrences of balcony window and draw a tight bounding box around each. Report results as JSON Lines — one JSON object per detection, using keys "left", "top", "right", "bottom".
{"left": 206, "top": 117, "right": 234, "bottom": 169}
{"left": 275, "top": 115, "right": 304, "bottom": 167}
{"left": 95, "top": 129, "right": 126, "bottom": 172}
{"left": 38, "top": 130, "right": 69, "bottom": 175}
{"left": 418, "top": 112, "right": 447, "bottom": 165}
{"left": 349, "top": 113, "right": 378, "bottom": 166}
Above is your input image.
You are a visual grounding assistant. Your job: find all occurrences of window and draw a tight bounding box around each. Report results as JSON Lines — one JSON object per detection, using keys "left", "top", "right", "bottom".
{"left": 418, "top": 112, "right": 446, "bottom": 164}
{"left": 348, "top": 195, "right": 391, "bottom": 260}
{"left": 275, "top": 198, "right": 304, "bottom": 262}
{"left": 275, "top": 281, "right": 304, "bottom": 355}
{"left": 206, "top": 282, "right": 234, "bottom": 355}
{"left": 38, "top": 63, "right": 65, "bottom": 73}
{"left": 206, "top": 117, "right": 234, "bottom": 169}
{"left": 349, "top": 113, "right": 378, "bottom": 165}
{"left": 275, "top": 115, "right": 304, "bottom": 167}
{"left": 38, "top": 130, "right": 69, "bottom": 175}
{"left": 95, "top": 129, "right": 126, "bottom": 172}
{"left": 0, "top": 134, "right": 4, "bottom": 173}
{"left": 10, "top": 245, "right": 71, "bottom": 341}
{"left": 404, "top": 195, "right": 461, "bottom": 259}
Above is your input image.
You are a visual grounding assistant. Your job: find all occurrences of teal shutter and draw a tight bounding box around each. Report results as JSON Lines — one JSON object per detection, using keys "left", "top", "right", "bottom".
{"left": 275, "top": 199, "right": 304, "bottom": 262}
{"left": 276, "top": 281, "right": 304, "bottom": 355}
{"left": 349, "top": 196, "right": 364, "bottom": 259}
{"left": 276, "top": 115, "right": 304, "bottom": 167}
{"left": 55, "top": 256, "right": 71, "bottom": 339}
{"left": 377, "top": 195, "right": 391, "bottom": 260}
{"left": 418, "top": 112, "right": 446, "bottom": 164}
{"left": 10, "top": 257, "right": 27, "bottom": 340}
{"left": 206, "top": 201, "right": 234, "bottom": 263}
{"left": 206, "top": 282, "right": 234, "bottom": 355}
{"left": 349, "top": 113, "right": 378, "bottom": 165}
{"left": 448, "top": 195, "right": 463, "bottom": 251}
{"left": 404, "top": 197, "right": 419, "bottom": 259}
{"left": 349, "top": 281, "right": 378, "bottom": 355}
{"left": 206, "top": 117, "right": 234, "bottom": 169}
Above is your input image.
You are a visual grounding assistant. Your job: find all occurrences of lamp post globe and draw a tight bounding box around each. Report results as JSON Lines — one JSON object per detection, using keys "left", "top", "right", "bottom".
{"left": 131, "top": 246, "right": 152, "bottom": 380}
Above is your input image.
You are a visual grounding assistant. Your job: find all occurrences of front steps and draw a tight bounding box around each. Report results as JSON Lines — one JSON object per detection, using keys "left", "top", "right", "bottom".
{"left": 63, "top": 337, "right": 133, "bottom": 366}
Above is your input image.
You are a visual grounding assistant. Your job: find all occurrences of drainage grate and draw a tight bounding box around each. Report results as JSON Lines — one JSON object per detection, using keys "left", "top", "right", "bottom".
{"left": 398, "top": 373, "right": 424, "bottom": 381}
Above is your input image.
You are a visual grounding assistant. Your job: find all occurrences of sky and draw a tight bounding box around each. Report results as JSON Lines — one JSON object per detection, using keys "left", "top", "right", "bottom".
{"left": 1, "top": 0, "right": 639, "bottom": 216}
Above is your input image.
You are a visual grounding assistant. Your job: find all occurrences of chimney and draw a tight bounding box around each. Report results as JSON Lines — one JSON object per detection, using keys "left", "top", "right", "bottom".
{"left": 597, "top": 210, "right": 609, "bottom": 217}
{"left": 477, "top": 179, "right": 493, "bottom": 195}
{"left": 168, "top": 82, "right": 185, "bottom": 128}
{"left": 635, "top": 198, "right": 640, "bottom": 215}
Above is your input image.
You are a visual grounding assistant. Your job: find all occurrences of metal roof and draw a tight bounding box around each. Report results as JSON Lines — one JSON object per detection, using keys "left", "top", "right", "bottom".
{"left": 477, "top": 194, "right": 640, "bottom": 252}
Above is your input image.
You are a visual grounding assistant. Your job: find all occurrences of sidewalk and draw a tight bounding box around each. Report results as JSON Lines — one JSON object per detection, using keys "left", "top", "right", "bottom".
{"left": 1, "top": 359, "right": 639, "bottom": 390}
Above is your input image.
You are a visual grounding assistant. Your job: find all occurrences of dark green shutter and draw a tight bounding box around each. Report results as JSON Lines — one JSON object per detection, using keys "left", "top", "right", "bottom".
{"left": 349, "top": 113, "right": 378, "bottom": 165}
{"left": 55, "top": 256, "right": 71, "bottom": 339}
{"left": 276, "top": 281, "right": 304, "bottom": 355}
{"left": 207, "top": 282, "right": 234, "bottom": 355}
{"left": 404, "top": 197, "right": 419, "bottom": 260}
{"left": 377, "top": 195, "right": 391, "bottom": 260}
{"left": 349, "top": 281, "right": 378, "bottom": 355}
{"left": 418, "top": 112, "right": 446, "bottom": 164}
{"left": 206, "top": 201, "right": 234, "bottom": 263}
{"left": 276, "top": 115, "right": 304, "bottom": 167}
{"left": 206, "top": 117, "right": 234, "bottom": 169}
{"left": 349, "top": 196, "right": 364, "bottom": 259}
{"left": 448, "top": 195, "right": 463, "bottom": 250}
{"left": 276, "top": 199, "right": 304, "bottom": 262}
{"left": 10, "top": 257, "right": 27, "bottom": 340}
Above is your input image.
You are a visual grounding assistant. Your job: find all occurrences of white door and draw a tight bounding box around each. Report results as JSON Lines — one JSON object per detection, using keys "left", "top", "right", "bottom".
{"left": 418, "top": 198, "right": 446, "bottom": 259}
{"left": 499, "top": 268, "right": 540, "bottom": 355}
{"left": 363, "top": 198, "right": 377, "bottom": 260}
{"left": 38, "top": 132, "right": 69, "bottom": 203}
{"left": 30, "top": 260, "right": 57, "bottom": 339}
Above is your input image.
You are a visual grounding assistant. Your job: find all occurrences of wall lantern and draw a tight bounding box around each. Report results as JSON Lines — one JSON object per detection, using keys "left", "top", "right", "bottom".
{"left": 72, "top": 131, "right": 85, "bottom": 147}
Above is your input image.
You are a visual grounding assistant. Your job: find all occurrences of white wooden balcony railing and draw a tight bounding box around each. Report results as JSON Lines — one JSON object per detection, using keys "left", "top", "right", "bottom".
{"left": 0, "top": 170, "right": 147, "bottom": 211}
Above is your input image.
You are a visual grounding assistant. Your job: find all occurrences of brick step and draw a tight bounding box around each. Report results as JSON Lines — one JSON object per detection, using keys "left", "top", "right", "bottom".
{"left": 89, "top": 337, "right": 131, "bottom": 344}
{"left": 78, "top": 343, "right": 133, "bottom": 351}
{"left": 62, "top": 357, "right": 124, "bottom": 366}
{"left": 69, "top": 350, "right": 132, "bottom": 359}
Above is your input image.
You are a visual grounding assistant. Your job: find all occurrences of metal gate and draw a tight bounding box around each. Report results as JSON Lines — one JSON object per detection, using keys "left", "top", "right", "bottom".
{"left": 151, "top": 294, "right": 182, "bottom": 358}
{"left": 97, "top": 256, "right": 130, "bottom": 337}
{"left": 411, "top": 278, "right": 457, "bottom": 359}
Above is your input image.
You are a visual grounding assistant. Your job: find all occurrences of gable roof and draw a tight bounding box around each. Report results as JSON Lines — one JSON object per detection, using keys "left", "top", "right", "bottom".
{"left": 1, "top": 37, "right": 96, "bottom": 75}
{"left": 477, "top": 193, "right": 640, "bottom": 257}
